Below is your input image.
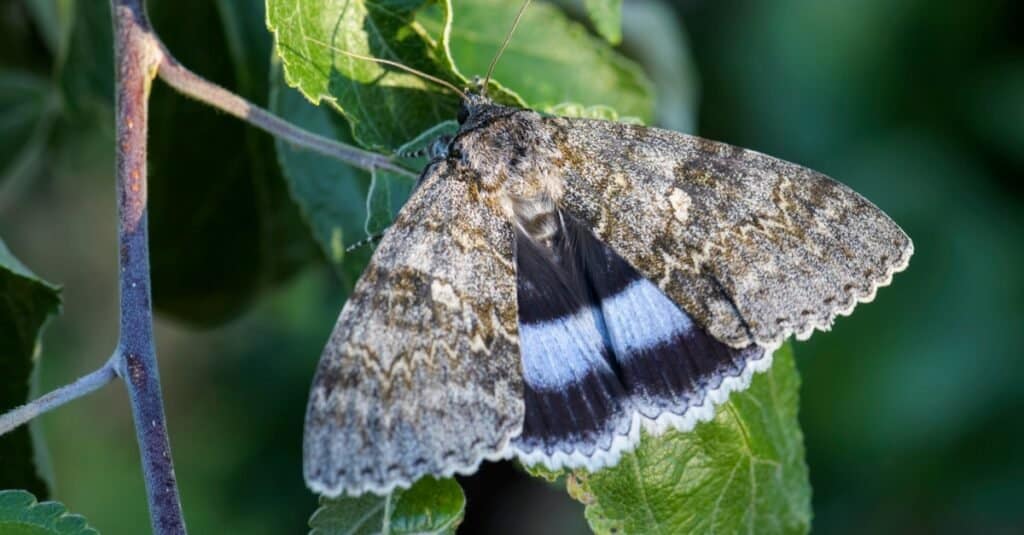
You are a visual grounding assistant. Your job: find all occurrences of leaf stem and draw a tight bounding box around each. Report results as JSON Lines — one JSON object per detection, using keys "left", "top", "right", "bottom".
{"left": 0, "top": 354, "right": 118, "bottom": 436}
{"left": 154, "top": 44, "right": 416, "bottom": 178}
{"left": 111, "top": 1, "right": 187, "bottom": 533}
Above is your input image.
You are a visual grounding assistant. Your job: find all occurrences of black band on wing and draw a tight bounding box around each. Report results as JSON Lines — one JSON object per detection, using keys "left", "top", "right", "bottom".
{"left": 518, "top": 362, "right": 632, "bottom": 458}
{"left": 512, "top": 212, "right": 768, "bottom": 470}
{"left": 513, "top": 228, "right": 592, "bottom": 325}
{"left": 513, "top": 226, "right": 630, "bottom": 459}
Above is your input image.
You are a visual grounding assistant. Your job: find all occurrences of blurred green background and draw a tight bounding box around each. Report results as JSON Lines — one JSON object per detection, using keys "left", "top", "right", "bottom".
{"left": 1, "top": 0, "right": 1022, "bottom": 533}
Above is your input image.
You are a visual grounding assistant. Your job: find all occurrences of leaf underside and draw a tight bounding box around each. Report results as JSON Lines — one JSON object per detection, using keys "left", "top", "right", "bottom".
{"left": 269, "top": 58, "right": 410, "bottom": 289}
{"left": 0, "top": 239, "right": 61, "bottom": 498}
{"left": 147, "top": 0, "right": 318, "bottom": 326}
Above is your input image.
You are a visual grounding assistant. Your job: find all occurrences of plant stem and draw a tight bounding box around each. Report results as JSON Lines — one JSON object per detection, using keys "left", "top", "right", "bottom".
{"left": 154, "top": 45, "right": 416, "bottom": 178}
{"left": 0, "top": 355, "right": 118, "bottom": 436}
{"left": 111, "top": 1, "right": 186, "bottom": 533}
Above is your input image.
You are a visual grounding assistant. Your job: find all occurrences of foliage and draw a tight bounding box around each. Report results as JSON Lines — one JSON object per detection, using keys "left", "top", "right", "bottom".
{"left": 269, "top": 0, "right": 652, "bottom": 267}
{"left": 269, "top": 57, "right": 405, "bottom": 287}
{"left": 268, "top": 0, "right": 809, "bottom": 532}
{"left": 568, "top": 345, "right": 810, "bottom": 535}
{"left": 309, "top": 477, "right": 464, "bottom": 535}
{"left": 3, "top": 0, "right": 1021, "bottom": 532}
{"left": 0, "top": 0, "right": 823, "bottom": 533}
{"left": 48, "top": 0, "right": 318, "bottom": 327}
{"left": 267, "top": 0, "right": 461, "bottom": 151}
{"left": 147, "top": 0, "right": 319, "bottom": 326}
{"left": 582, "top": 0, "right": 624, "bottom": 44}
{"left": 0, "top": 490, "right": 98, "bottom": 535}
{"left": 0, "top": 71, "right": 57, "bottom": 187}
{"left": 0, "top": 240, "right": 60, "bottom": 498}
{"left": 417, "top": 0, "right": 653, "bottom": 121}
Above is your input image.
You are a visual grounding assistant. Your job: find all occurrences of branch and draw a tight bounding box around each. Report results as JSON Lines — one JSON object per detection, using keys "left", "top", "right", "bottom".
{"left": 111, "top": 1, "right": 186, "bottom": 533}
{"left": 154, "top": 44, "right": 416, "bottom": 179}
{"left": 0, "top": 354, "right": 118, "bottom": 436}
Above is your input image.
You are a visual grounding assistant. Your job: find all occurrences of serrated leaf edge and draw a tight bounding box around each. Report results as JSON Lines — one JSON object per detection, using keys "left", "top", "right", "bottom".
{"left": 0, "top": 490, "right": 98, "bottom": 535}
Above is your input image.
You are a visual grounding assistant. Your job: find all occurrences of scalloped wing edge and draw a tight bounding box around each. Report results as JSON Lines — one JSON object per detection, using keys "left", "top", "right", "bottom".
{"left": 789, "top": 236, "right": 913, "bottom": 344}
{"left": 511, "top": 344, "right": 777, "bottom": 472}
{"left": 306, "top": 434, "right": 518, "bottom": 498}
{"left": 306, "top": 237, "right": 910, "bottom": 497}
{"left": 309, "top": 344, "right": 779, "bottom": 498}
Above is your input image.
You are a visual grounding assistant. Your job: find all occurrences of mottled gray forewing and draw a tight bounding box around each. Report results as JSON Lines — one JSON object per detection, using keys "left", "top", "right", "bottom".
{"left": 304, "top": 163, "right": 523, "bottom": 496}
{"left": 548, "top": 117, "right": 912, "bottom": 349}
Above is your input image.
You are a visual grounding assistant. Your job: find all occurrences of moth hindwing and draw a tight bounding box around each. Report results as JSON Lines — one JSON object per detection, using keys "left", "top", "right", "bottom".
{"left": 303, "top": 95, "right": 912, "bottom": 496}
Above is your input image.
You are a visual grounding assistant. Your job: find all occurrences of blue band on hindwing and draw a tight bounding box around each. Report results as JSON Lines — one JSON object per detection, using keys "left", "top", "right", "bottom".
{"left": 601, "top": 279, "right": 694, "bottom": 355}
{"left": 518, "top": 307, "right": 610, "bottom": 389}
{"left": 511, "top": 212, "right": 766, "bottom": 469}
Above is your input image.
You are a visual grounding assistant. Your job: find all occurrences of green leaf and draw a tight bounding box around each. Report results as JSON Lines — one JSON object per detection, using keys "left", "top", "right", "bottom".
{"left": 215, "top": 0, "right": 275, "bottom": 102}
{"left": 521, "top": 462, "right": 565, "bottom": 483}
{"left": 58, "top": 0, "right": 114, "bottom": 120}
{"left": 267, "top": 0, "right": 460, "bottom": 150}
{"left": 0, "top": 4, "right": 55, "bottom": 76}
{"left": 269, "top": 59, "right": 411, "bottom": 287}
{"left": 309, "top": 477, "right": 464, "bottom": 535}
{"left": 0, "top": 490, "right": 98, "bottom": 535}
{"left": 583, "top": 0, "right": 623, "bottom": 44}
{"left": 393, "top": 119, "right": 459, "bottom": 159}
{"left": 48, "top": 1, "right": 308, "bottom": 325}
{"left": 0, "top": 239, "right": 61, "bottom": 498}
{"left": 544, "top": 102, "right": 642, "bottom": 123}
{"left": 423, "top": 0, "right": 525, "bottom": 106}
{"left": 54, "top": 1, "right": 317, "bottom": 326}
{"left": 145, "top": 0, "right": 317, "bottom": 326}
{"left": 364, "top": 169, "right": 414, "bottom": 237}
{"left": 55, "top": 1, "right": 320, "bottom": 326}
{"left": 22, "top": 0, "right": 74, "bottom": 59}
{"left": 0, "top": 70, "right": 57, "bottom": 187}
{"left": 618, "top": 0, "right": 699, "bottom": 133}
{"left": 568, "top": 344, "right": 811, "bottom": 535}
{"left": 418, "top": 0, "right": 654, "bottom": 122}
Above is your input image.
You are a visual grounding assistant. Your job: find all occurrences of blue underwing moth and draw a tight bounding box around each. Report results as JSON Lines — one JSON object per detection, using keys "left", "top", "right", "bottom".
{"left": 302, "top": 90, "right": 913, "bottom": 497}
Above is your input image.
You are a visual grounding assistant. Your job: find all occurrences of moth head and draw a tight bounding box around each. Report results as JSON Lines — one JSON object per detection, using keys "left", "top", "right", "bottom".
{"left": 449, "top": 106, "right": 563, "bottom": 216}
{"left": 454, "top": 85, "right": 485, "bottom": 123}
{"left": 454, "top": 93, "right": 501, "bottom": 130}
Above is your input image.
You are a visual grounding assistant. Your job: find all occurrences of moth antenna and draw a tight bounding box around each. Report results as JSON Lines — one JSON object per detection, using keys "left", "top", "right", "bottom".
{"left": 345, "top": 232, "right": 386, "bottom": 254}
{"left": 304, "top": 37, "right": 468, "bottom": 101}
{"left": 482, "top": 0, "right": 532, "bottom": 96}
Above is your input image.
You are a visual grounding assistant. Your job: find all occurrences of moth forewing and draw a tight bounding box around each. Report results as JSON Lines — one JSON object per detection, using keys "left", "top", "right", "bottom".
{"left": 547, "top": 116, "right": 913, "bottom": 350}
{"left": 303, "top": 165, "right": 525, "bottom": 497}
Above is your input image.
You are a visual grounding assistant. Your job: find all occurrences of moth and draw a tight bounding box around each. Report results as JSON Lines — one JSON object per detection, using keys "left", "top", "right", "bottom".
{"left": 302, "top": 17, "right": 913, "bottom": 499}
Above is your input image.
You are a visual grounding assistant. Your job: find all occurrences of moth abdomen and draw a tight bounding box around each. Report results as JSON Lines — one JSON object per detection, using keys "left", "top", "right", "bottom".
{"left": 509, "top": 196, "right": 560, "bottom": 246}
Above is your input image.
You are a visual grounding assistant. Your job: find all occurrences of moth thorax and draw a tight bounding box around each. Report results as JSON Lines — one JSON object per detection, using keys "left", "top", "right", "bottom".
{"left": 511, "top": 195, "right": 560, "bottom": 246}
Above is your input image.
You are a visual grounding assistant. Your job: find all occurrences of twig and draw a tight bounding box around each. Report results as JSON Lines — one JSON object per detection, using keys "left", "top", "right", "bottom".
{"left": 111, "top": 1, "right": 186, "bottom": 533}
{"left": 0, "top": 354, "right": 118, "bottom": 436}
{"left": 7, "top": 0, "right": 418, "bottom": 530}
{"left": 154, "top": 44, "right": 416, "bottom": 178}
